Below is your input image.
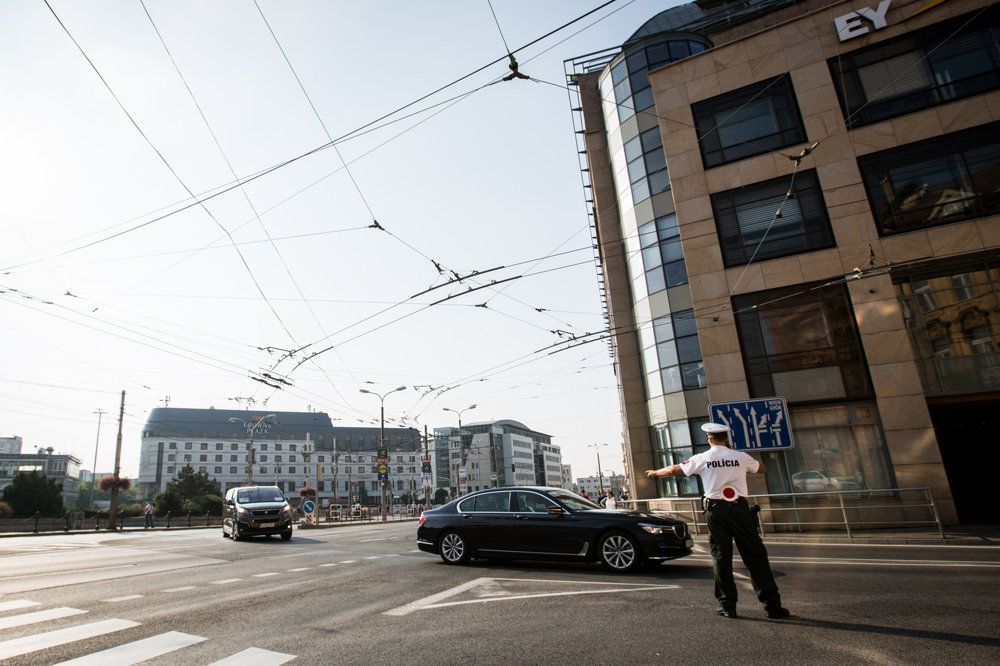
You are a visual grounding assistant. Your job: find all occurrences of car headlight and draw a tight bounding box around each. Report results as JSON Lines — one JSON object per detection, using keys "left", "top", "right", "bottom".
{"left": 236, "top": 506, "right": 250, "bottom": 516}
{"left": 639, "top": 522, "right": 667, "bottom": 535}
{"left": 281, "top": 505, "right": 292, "bottom": 516}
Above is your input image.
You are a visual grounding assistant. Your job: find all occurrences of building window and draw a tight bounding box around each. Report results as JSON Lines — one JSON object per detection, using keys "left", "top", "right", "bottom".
{"left": 638, "top": 213, "right": 687, "bottom": 294}
{"left": 643, "top": 308, "right": 705, "bottom": 396}
{"left": 214, "top": 466, "right": 222, "bottom": 474}
{"left": 200, "top": 442, "right": 208, "bottom": 450}
{"left": 829, "top": 6, "right": 1000, "bottom": 129}
{"left": 693, "top": 74, "right": 806, "bottom": 169}
{"left": 167, "top": 466, "right": 175, "bottom": 474}
{"left": 894, "top": 255, "right": 1000, "bottom": 395}
{"left": 711, "top": 170, "right": 834, "bottom": 267}
{"left": 215, "top": 455, "right": 222, "bottom": 462}
{"left": 733, "top": 282, "right": 873, "bottom": 402}
{"left": 260, "top": 444, "right": 268, "bottom": 452}
{"left": 260, "top": 455, "right": 268, "bottom": 463}
{"left": 859, "top": 122, "right": 1000, "bottom": 235}
{"left": 199, "top": 455, "right": 207, "bottom": 462}
{"left": 230, "top": 467, "right": 237, "bottom": 474}
{"left": 168, "top": 442, "right": 175, "bottom": 449}
{"left": 624, "top": 126, "right": 669, "bottom": 203}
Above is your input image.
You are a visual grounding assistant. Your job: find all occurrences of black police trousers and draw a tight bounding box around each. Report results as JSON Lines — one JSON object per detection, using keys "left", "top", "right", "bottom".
{"left": 705, "top": 499, "right": 782, "bottom": 611}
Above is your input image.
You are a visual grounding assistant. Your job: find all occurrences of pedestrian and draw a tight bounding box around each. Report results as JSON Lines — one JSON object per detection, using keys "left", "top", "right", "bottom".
{"left": 645, "top": 423, "right": 789, "bottom": 620}
{"left": 143, "top": 500, "right": 154, "bottom": 528}
{"left": 604, "top": 490, "right": 617, "bottom": 510}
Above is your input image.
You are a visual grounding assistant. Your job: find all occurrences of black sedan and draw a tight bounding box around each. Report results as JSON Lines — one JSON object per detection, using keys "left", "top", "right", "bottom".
{"left": 416, "top": 486, "right": 693, "bottom": 573}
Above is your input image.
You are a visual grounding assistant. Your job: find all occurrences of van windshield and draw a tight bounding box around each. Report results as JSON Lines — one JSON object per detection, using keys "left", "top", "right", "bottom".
{"left": 236, "top": 488, "right": 284, "bottom": 503}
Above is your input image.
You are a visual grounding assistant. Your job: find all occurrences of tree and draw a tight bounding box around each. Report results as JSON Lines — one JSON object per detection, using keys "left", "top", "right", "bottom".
{"left": 434, "top": 488, "right": 449, "bottom": 505}
{"left": 152, "top": 465, "right": 223, "bottom": 516}
{"left": 2, "top": 471, "right": 64, "bottom": 516}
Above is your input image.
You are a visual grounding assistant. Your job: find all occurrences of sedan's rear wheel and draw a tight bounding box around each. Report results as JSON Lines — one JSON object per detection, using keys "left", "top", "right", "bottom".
{"left": 599, "top": 531, "right": 640, "bottom": 573}
{"left": 439, "top": 531, "right": 469, "bottom": 565}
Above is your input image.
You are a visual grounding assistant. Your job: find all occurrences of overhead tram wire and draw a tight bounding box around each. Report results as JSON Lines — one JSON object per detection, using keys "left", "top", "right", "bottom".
{"left": 44, "top": 1, "right": 301, "bottom": 354}
{"left": 10, "top": 0, "right": 622, "bottom": 275}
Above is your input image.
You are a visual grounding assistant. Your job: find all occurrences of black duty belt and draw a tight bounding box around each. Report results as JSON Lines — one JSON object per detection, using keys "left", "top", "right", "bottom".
{"left": 704, "top": 496, "right": 749, "bottom": 509}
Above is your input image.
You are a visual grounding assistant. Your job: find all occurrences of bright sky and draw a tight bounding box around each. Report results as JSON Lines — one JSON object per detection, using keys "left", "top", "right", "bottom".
{"left": 0, "top": 0, "right": 670, "bottom": 481}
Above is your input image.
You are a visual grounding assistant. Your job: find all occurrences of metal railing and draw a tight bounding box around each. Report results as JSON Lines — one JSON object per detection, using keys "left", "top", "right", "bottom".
{"left": 627, "top": 487, "right": 945, "bottom": 540}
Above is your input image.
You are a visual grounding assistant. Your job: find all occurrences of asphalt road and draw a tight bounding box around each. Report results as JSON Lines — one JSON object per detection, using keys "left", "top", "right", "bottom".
{"left": 1, "top": 523, "right": 998, "bottom": 664}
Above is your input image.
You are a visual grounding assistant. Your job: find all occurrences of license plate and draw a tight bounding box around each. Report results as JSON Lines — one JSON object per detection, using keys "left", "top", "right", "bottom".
{"left": 258, "top": 522, "right": 275, "bottom": 528}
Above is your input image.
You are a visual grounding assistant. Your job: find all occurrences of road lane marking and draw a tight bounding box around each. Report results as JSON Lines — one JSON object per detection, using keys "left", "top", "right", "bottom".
{"left": 253, "top": 572, "right": 279, "bottom": 577}
{"left": 364, "top": 556, "right": 380, "bottom": 560}
{"left": 338, "top": 560, "right": 356, "bottom": 564}
{"left": 211, "top": 578, "right": 243, "bottom": 584}
{"left": 319, "top": 563, "right": 338, "bottom": 567}
{"left": 206, "top": 646, "right": 296, "bottom": 665}
{"left": 0, "top": 618, "right": 140, "bottom": 660}
{"left": 287, "top": 567, "right": 311, "bottom": 572}
{"left": 103, "top": 595, "right": 144, "bottom": 603}
{"left": 162, "top": 586, "right": 196, "bottom": 592}
{"left": 53, "top": 630, "right": 206, "bottom": 665}
{"left": 0, "top": 599, "right": 41, "bottom": 612}
{"left": 0, "top": 607, "right": 87, "bottom": 630}
{"left": 384, "top": 577, "right": 679, "bottom": 616}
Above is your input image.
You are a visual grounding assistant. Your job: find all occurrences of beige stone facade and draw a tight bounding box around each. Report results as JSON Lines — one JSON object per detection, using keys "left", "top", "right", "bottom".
{"left": 572, "top": 0, "right": 1000, "bottom": 526}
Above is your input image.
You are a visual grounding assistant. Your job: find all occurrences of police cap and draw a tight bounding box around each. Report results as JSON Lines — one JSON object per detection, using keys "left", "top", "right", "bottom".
{"left": 701, "top": 422, "right": 730, "bottom": 434}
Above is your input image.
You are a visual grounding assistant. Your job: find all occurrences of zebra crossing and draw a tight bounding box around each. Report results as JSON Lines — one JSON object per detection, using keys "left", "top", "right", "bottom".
{"left": 0, "top": 597, "right": 295, "bottom": 664}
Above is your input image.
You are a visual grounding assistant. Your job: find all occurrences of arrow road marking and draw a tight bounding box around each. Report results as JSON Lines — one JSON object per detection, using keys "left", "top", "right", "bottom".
{"left": 384, "top": 577, "right": 679, "bottom": 616}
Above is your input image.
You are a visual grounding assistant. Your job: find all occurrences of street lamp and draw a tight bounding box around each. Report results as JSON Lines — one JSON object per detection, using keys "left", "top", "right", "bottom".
{"left": 587, "top": 443, "right": 608, "bottom": 494}
{"left": 229, "top": 414, "right": 277, "bottom": 485}
{"left": 360, "top": 385, "right": 406, "bottom": 521}
{"left": 443, "top": 405, "right": 476, "bottom": 495}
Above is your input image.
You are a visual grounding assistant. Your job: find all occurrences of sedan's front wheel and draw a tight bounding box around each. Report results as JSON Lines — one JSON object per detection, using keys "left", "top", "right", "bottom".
{"left": 439, "top": 531, "right": 469, "bottom": 565}
{"left": 599, "top": 531, "right": 640, "bottom": 573}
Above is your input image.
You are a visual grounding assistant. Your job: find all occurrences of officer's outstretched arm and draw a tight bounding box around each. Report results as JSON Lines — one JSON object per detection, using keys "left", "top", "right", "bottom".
{"left": 646, "top": 465, "right": 683, "bottom": 478}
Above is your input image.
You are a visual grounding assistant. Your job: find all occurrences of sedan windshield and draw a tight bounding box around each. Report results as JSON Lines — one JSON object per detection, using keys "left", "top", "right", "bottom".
{"left": 549, "top": 489, "right": 601, "bottom": 510}
{"left": 237, "top": 488, "right": 284, "bottom": 503}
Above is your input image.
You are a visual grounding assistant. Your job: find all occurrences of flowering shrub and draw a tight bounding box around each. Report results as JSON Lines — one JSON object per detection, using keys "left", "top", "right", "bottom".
{"left": 98, "top": 476, "right": 132, "bottom": 492}
{"left": 298, "top": 486, "right": 317, "bottom": 498}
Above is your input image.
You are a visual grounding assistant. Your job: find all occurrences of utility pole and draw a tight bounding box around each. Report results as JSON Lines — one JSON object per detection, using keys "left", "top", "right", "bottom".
{"left": 423, "top": 425, "right": 430, "bottom": 509}
{"left": 108, "top": 391, "right": 125, "bottom": 530}
{"left": 89, "top": 409, "right": 106, "bottom": 509}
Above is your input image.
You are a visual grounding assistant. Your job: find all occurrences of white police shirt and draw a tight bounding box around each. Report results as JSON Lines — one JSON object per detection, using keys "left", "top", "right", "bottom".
{"left": 680, "top": 446, "right": 758, "bottom": 500}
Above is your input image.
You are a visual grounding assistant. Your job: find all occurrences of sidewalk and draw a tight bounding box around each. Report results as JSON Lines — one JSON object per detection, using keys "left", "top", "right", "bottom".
{"left": 742, "top": 524, "right": 1000, "bottom": 546}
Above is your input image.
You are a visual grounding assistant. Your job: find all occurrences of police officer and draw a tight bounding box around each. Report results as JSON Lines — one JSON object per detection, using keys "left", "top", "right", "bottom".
{"left": 646, "top": 423, "right": 789, "bottom": 620}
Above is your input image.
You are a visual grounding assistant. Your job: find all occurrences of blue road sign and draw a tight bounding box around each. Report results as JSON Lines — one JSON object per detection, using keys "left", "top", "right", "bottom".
{"left": 302, "top": 500, "right": 316, "bottom": 514}
{"left": 708, "top": 397, "right": 794, "bottom": 451}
